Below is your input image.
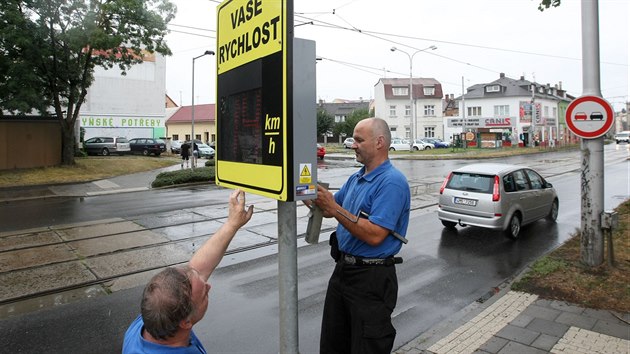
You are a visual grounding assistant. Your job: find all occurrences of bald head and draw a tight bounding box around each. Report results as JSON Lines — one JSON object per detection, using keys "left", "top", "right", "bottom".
{"left": 356, "top": 118, "right": 391, "bottom": 145}
{"left": 352, "top": 118, "right": 392, "bottom": 171}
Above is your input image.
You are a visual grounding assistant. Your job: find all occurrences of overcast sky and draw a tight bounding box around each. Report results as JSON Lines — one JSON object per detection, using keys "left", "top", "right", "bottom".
{"left": 163, "top": 0, "right": 628, "bottom": 111}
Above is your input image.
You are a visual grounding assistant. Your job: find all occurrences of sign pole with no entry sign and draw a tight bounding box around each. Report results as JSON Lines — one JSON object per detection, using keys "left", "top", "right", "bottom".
{"left": 572, "top": 0, "right": 612, "bottom": 267}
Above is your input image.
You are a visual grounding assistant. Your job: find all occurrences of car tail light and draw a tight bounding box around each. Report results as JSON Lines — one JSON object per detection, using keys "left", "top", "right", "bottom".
{"left": 492, "top": 175, "right": 500, "bottom": 201}
{"left": 439, "top": 172, "right": 452, "bottom": 194}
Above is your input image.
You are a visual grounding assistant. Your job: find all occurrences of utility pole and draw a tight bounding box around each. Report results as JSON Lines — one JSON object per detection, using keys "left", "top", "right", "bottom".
{"left": 580, "top": 0, "right": 605, "bottom": 266}
{"left": 531, "top": 74, "right": 536, "bottom": 147}
{"left": 191, "top": 50, "right": 215, "bottom": 169}
{"left": 461, "top": 76, "right": 466, "bottom": 148}
{"left": 390, "top": 45, "right": 437, "bottom": 148}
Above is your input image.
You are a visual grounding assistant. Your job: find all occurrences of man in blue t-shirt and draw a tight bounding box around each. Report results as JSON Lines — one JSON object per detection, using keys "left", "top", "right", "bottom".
{"left": 311, "top": 117, "right": 411, "bottom": 354}
{"left": 122, "top": 189, "right": 254, "bottom": 353}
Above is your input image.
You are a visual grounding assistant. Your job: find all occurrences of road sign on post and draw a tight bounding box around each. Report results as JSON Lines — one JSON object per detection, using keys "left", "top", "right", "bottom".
{"left": 577, "top": 1, "right": 608, "bottom": 268}
{"left": 216, "top": 1, "right": 313, "bottom": 353}
{"left": 216, "top": 0, "right": 316, "bottom": 202}
{"left": 565, "top": 95, "right": 614, "bottom": 139}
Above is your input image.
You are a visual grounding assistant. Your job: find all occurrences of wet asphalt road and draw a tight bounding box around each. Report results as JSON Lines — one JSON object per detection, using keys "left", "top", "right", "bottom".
{"left": 0, "top": 146, "right": 628, "bottom": 353}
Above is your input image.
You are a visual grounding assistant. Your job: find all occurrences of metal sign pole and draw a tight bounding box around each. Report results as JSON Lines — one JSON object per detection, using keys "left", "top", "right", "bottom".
{"left": 278, "top": 201, "right": 299, "bottom": 353}
{"left": 580, "top": 0, "right": 605, "bottom": 266}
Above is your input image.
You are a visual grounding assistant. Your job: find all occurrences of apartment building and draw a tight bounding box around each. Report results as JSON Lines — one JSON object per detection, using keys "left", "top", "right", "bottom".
{"left": 374, "top": 78, "right": 445, "bottom": 140}
{"left": 446, "top": 73, "right": 575, "bottom": 147}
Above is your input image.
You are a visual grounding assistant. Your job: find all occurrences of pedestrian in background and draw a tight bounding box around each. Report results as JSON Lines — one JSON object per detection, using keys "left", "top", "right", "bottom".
{"left": 192, "top": 142, "right": 199, "bottom": 167}
{"left": 310, "top": 117, "right": 411, "bottom": 354}
{"left": 122, "top": 189, "right": 254, "bottom": 353}
{"left": 180, "top": 142, "right": 191, "bottom": 169}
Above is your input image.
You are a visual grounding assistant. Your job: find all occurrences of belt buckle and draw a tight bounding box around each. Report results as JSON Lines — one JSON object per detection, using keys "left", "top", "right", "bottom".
{"left": 362, "top": 258, "right": 383, "bottom": 265}
{"left": 343, "top": 254, "right": 356, "bottom": 265}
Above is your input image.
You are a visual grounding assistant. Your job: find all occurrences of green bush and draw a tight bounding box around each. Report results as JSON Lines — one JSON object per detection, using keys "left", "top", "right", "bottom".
{"left": 151, "top": 166, "right": 215, "bottom": 188}
{"left": 205, "top": 159, "right": 215, "bottom": 167}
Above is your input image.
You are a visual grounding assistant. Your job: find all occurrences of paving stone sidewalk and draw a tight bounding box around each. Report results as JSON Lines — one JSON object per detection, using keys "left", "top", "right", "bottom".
{"left": 396, "top": 290, "right": 630, "bottom": 354}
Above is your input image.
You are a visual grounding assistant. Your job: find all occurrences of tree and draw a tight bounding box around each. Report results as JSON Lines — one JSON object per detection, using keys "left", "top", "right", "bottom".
{"left": 0, "top": 0, "right": 175, "bottom": 165}
{"left": 538, "top": 0, "right": 561, "bottom": 11}
{"left": 331, "top": 107, "right": 372, "bottom": 138}
{"left": 316, "top": 108, "right": 334, "bottom": 138}
{"left": 344, "top": 108, "right": 372, "bottom": 135}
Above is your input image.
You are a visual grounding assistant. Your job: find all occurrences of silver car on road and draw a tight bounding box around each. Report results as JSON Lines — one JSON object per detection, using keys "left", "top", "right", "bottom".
{"left": 437, "top": 163, "right": 559, "bottom": 239}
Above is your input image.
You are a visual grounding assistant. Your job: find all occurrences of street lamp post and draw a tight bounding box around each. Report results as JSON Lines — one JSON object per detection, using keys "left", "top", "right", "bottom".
{"left": 191, "top": 50, "right": 215, "bottom": 169}
{"left": 391, "top": 45, "right": 437, "bottom": 149}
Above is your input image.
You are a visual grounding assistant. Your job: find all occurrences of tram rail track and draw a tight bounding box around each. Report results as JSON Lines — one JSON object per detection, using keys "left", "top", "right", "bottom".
{"left": 0, "top": 200, "right": 438, "bottom": 307}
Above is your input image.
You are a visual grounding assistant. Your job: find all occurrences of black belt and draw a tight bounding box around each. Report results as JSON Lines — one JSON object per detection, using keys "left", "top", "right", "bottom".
{"left": 338, "top": 253, "right": 403, "bottom": 266}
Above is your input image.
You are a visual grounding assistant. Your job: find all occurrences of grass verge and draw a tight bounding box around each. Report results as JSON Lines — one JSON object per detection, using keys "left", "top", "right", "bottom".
{"left": 0, "top": 156, "right": 180, "bottom": 188}
{"left": 512, "top": 198, "right": 630, "bottom": 312}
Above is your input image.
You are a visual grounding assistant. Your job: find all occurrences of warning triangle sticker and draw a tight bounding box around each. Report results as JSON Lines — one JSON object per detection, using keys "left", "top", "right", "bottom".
{"left": 300, "top": 165, "right": 311, "bottom": 177}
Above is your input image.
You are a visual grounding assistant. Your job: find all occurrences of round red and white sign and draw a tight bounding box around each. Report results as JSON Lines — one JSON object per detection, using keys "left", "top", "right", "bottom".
{"left": 565, "top": 95, "right": 614, "bottom": 139}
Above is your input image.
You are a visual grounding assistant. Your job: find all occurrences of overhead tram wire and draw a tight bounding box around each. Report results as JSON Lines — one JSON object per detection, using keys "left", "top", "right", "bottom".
{"left": 166, "top": 13, "right": 624, "bottom": 82}
{"left": 169, "top": 23, "right": 216, "bottom": 33}
{"left": 168, "top": 11, "right": 625, "bottom": 68}
{"left": 317, "top": 56, "right": 403, "bottom": 77}
{"left": 295, "top": 14, "right": 498, "bottom": 74}
{"left": 295, "top": 14, "right": 626, "bottom": 68}
{"left": 296, "top": 14, "right": 561, "bottom": 60}
{"left": 168, "top": 23, "right": 216, "bottom": 39}
{"left": 168, "top": 29, "right": 216, "bottom": 39}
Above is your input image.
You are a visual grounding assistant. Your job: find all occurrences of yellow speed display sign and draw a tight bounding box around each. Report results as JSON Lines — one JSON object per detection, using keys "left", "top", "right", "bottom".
{"left": 216, "top": 0, "right": 293, "bottom": 201}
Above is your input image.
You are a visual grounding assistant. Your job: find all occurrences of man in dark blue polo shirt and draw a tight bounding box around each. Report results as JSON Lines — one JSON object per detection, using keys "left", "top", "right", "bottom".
{"left": 312, "top": 117, "right": 410, "bottom": 354}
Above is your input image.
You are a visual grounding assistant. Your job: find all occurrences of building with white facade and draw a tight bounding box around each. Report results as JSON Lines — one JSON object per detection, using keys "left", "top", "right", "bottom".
{"left": 374, "top": 78, "right": 445, "bottom": 140}
{"left": 79, "top": 51, "right": 167, "bottom": 140}
{"left": 446, "top": 73, "right": 575, "bottom": 147}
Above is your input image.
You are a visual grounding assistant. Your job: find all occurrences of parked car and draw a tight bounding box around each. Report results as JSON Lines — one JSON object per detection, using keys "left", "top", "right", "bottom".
{"left": 614, "top": 131, "right": 629, "bottom": 144}
{"left": 590, "top": 112, "right": 604, "bottom": 120}
{"left": 183, "top": 140, "right": 208, "bottom": 157}
{"left": 437, "top": 163, "right": 558, "bottom": 240}
{"left": 83, "top": 137, "right": 130, "bottom": 156}
{"left": 196, "top": 143, "right": 215, "bottom": 159}
{"left": 411, "top": 139, "right": 434, "bottom": 151}
{"left": 317, "top": 144, "right": 326, "bottom": 159}
{"left": 128, "top": 138, "right": 166, "bottom": 156}
{"left": 426, "top": 138, "right": 450, "bottom": 148}
{"left": 171, "top": 140, "right": 183, "bottom": 154}
{"left": 343, "top": 137, "right": 355, "bottom": 149}
{"left": 574, "top": 112, "right": 588, "bottom": 120}
{"left": 389, "top": 138, "right": 410, "bottom": 151}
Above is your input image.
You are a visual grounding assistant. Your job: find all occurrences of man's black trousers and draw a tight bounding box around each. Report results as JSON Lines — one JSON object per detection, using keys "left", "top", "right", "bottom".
{"left": 320, "top": 261, "right": 398, "bottom": 354}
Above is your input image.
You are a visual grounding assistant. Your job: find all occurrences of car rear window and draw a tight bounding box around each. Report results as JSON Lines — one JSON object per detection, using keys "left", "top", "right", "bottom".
{"left": 446, "top": 172, "right": 494, "bottom": 193}
{"left": 156, "top": 139, "right": 165, "bottom": 144}
{"left": 117, "top": 137, "right": 128, "bottom": 143}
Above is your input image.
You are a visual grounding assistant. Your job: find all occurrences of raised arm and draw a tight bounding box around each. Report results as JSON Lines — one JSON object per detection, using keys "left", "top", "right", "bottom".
{"left": 189, "top": 189, "right": 254, "bottom": 281}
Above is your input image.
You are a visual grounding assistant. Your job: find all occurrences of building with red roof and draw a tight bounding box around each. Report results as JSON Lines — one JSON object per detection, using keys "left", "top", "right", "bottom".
{"left": 166, "top": 104, "right": 216, "bottom": 144}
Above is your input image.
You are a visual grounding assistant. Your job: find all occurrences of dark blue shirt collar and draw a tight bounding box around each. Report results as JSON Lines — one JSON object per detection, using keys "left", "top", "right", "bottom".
{"left": 357, "top": 159, "right": 392, "bottom": 182}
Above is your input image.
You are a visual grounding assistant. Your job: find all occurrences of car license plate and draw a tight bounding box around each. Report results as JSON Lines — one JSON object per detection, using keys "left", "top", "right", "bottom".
{"left": 454, "top": 197, "right": 477, "bottom": 206}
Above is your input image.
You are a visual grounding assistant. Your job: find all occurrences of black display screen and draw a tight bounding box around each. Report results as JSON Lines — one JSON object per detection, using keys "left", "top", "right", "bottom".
{"left": 217, "top": 53, "right": 283, "bottom": 166}
{"left": 219, "top": 88, "right": 263, "bottom": 164}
